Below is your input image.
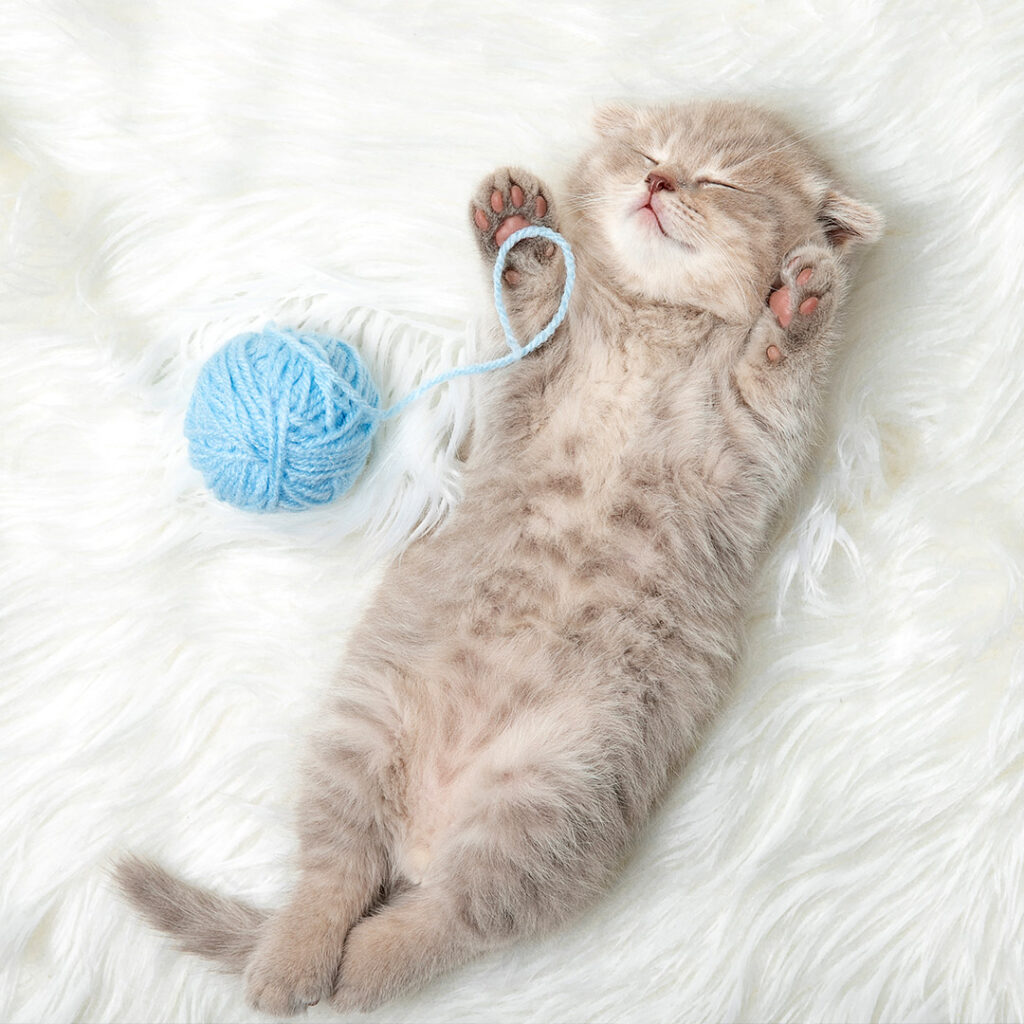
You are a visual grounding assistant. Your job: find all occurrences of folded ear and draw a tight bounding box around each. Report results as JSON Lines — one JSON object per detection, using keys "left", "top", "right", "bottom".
{"left": 819, "top": 189, "right": 884, "bottom": 247}
{"left": 593, "top": 102, "right": 639, "bottom": 137}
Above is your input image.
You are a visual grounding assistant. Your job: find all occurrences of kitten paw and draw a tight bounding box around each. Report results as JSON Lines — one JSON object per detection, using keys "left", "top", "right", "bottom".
{"left": 244, "top": 937, "right": 336, "bottom": 1017}
{"left": 471, "top": 167, "right": 556, "bottom": 284}
{"left": 766, "top": 243, "right": 839, "bottom": 348}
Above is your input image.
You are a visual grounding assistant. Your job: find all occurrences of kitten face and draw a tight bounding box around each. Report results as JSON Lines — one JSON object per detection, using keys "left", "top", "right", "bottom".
{"left": 569, "top": 101, "right": 879, "bottom": 321}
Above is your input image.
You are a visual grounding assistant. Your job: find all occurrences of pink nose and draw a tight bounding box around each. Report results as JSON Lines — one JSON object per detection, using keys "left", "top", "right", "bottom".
{"left": 646, "top": 171, "right": 675, "bottom": 193}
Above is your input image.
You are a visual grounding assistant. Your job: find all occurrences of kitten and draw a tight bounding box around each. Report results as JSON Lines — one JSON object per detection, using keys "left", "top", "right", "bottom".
{"left": 117, "top": 99, "right": 881, "bottom": 1014}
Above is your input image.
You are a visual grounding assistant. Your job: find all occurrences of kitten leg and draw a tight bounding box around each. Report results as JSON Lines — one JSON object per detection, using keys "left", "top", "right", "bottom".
{"left": 732, "top": 242, "right": 843, "bottom": 424}
{"left": 331, "top": 785, "right": 619, "bottom": 1010}
{"left": 329, "top": 884, "right": 486, "bottom": 1012}
{"left": 243, "top": 731, "right": 391, "bottom": 1016}
{"left": 470, "top": 167, "right": 566, "bottom": 342}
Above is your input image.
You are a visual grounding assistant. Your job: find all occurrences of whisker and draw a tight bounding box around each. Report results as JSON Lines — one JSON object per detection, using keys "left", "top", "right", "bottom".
{"left": 565, "top": 195, "right": 609, "bottom": 210}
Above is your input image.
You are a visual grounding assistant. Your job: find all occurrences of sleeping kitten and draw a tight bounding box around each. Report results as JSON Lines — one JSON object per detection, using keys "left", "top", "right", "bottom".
{"left": 118, "top": 99, "right": 881, "bottom": 1014}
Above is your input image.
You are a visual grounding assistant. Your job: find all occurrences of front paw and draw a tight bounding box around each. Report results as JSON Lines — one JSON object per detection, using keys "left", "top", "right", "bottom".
{"left": 471, "top": 167, "right": 556, "bottom": 285}
{"left": 766, "top": 243, "right": 839, "bottom": 351}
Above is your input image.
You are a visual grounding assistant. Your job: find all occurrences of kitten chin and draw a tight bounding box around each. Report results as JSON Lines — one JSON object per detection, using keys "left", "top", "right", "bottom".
{"left": 117, "top": 100, "right": 881, "bottom": 1016}
{"left": 594, "top": 208, "right": 764, "bottom": 321}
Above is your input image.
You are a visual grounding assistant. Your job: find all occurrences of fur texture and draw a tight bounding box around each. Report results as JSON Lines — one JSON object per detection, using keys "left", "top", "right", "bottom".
{"left": 116, "top": 99, "right": 882, "bottom": 1013}
{"left": 3, "top": 2, "right": 1023, "bottom": 1022}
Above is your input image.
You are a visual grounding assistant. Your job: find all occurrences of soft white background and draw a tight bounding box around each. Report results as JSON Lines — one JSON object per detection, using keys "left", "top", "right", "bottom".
{"left": 2, "top": 1, "right": 1023, "bottom": 1021}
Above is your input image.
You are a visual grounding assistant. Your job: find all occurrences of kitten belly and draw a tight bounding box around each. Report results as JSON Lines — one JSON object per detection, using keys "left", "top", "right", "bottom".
{"left": 389, "top": 629, "right": 617, "bottom": 888}
{"left": 380, "top": 367, "right": 746, "bottom": 889}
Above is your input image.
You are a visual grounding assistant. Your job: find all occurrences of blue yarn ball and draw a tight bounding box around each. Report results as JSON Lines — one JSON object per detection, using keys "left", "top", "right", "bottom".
{"left": 185, "top": 325, "right": 381, "bottom": 512}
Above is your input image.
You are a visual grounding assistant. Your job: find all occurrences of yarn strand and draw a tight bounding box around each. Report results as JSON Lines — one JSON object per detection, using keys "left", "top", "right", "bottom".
{"left": 185, "top": 227, "right": 574, "bottom": 511}
{"left": 379, "top": 226, "right": 575, "bottom": 420}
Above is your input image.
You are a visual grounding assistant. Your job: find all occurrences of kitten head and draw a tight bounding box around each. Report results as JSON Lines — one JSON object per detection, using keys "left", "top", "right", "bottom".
{"left": 568, "top": 100, "right": 882, "bottom": 321}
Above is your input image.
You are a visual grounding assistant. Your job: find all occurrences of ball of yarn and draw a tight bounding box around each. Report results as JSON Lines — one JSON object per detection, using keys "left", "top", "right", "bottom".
{"left": 185, "top": 324, "right": 381, "bottom": 511}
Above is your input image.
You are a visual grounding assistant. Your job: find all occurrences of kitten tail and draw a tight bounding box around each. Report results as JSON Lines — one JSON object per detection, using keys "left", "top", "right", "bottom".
{"left": 113, "top": 856, "right": 267, "bottom": 972}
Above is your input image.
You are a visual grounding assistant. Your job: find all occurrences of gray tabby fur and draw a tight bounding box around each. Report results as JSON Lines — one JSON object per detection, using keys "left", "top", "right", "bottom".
{"left": 117, "top": 99, "right": 881, "bottom": 1014}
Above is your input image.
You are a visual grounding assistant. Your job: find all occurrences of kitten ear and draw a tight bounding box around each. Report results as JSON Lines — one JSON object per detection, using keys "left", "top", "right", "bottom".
{"left": 818, "top": 189, "right": 884, "bottom": 247}
{"left": 593, "top": 103, "right": 638, "bottom": 137}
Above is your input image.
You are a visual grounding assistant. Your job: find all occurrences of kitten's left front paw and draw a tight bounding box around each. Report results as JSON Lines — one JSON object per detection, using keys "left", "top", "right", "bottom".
{"left": 766, "top": 244, "right": 839, "bottom": 355}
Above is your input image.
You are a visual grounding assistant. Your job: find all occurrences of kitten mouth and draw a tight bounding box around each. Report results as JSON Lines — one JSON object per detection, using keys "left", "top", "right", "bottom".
{"left": 639, "top": 200, "right": 667, "bottom": 235}
{"left": 636, "top": 199, "right": 696, "bottom": 253}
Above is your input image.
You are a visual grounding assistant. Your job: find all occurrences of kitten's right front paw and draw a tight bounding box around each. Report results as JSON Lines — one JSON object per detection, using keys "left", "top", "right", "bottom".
{"left": 471, "top": 167, "right": 556, "bottom": 285}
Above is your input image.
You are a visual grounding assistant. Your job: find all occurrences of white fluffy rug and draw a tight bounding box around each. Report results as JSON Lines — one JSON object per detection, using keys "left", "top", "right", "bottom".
{"left": 3, "top": 2, "right": 1023, "bottom": 1021}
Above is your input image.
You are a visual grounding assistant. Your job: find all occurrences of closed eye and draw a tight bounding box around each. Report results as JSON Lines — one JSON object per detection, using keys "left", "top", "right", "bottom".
{"left": 632, "top": 147, "right": 658, "bottom": 165}
{"left": 695, "top": 177, "right": 740, "bottom": 190}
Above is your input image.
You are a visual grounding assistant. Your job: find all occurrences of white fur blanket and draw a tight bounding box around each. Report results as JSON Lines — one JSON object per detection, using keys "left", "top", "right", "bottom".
{"left": 3, "top": 2, "right": 1023, "bottom": 1021}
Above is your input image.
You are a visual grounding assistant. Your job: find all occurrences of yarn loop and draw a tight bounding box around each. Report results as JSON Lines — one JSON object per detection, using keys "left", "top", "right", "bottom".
{"left": 185, "top": 227, "right": 574, "bottom": 512}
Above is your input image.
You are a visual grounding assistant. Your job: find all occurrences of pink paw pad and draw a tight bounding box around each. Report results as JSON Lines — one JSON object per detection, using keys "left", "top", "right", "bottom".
{"left": 769, "top": 286, "right": 794, "bottom": 329}
{"left": 768, "top": 266, "right": 820, "bottom": 329}
{"left": 473, "top": 175, "right": 553, "bottom": 277}
{"left": 494, "top": 214, "right": 532, "bottom": 247}
{"left": 474, "top": 188, "right": 549, "bottom": 247}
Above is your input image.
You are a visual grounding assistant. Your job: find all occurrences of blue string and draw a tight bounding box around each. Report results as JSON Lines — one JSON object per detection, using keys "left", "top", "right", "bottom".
{"left": 186, "top": 228, "right": 574, "bottom": 511}
{"left": 379, "top": 226, "right": 575, "bottom": 420}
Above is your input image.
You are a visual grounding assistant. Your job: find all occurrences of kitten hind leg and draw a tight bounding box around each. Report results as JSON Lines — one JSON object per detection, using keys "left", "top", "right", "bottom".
{"left": 244, "top": 721, "right": 393, "bottom": 1016}
{"left": 244, "top": 854, "right": 386, "bottom": 1016}
{"left": 330, "top": 884, "right": 489, "bottom": 1012}
{"left": 332, "top": 781, "right": 621, "bottom": 1010}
